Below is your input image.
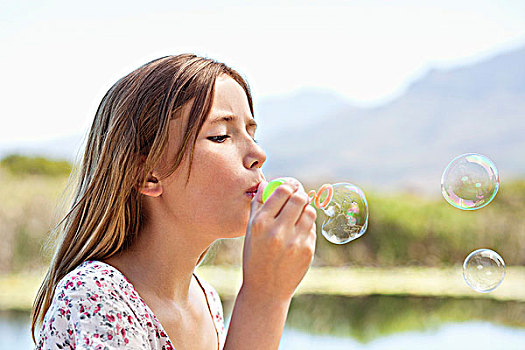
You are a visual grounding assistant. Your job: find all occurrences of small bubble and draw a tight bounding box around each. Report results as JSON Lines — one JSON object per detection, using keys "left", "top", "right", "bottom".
{"left": 463, "top": 249, "right": 505, "bottom": 293}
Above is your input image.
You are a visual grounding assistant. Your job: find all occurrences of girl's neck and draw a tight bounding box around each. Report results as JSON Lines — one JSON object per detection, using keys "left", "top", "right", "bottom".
{"left": 103, "top": 222, "right": 213, "bottom": 305}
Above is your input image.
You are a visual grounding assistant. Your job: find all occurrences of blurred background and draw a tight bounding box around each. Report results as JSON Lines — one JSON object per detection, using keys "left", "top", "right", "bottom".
{"left": 1, "top": 1, "right": 524, "bottom": 349}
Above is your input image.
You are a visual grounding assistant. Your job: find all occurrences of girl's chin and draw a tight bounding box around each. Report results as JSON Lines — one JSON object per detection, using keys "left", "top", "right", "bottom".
{"left": 215, "top": 212, "right": 250, "bottom": 239}
{"left": 221, "top": 230, "right": 246, "bottom": 239}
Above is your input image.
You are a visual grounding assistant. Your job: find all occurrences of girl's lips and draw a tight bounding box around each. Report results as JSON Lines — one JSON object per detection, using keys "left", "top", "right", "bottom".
{"left": 245, "top": 182, "right": 261, "bottom": 198}
{"left": 246, "top": 184, "right": 260, "bottom": 193}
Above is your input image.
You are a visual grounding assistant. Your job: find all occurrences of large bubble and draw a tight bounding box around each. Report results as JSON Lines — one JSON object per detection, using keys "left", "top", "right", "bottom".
{"left": 463, "top": 248, "right": 506, "bottom": 293}
{"left": 441, "top": 153, "right": 499, "bottom": 210}
{"left": 319, "top": 183, "right": 369, "bottom": 245}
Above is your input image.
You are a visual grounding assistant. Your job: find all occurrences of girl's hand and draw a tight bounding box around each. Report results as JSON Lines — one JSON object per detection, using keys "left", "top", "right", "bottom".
{"left": 242, "top": 178, "right": 317, "bottom": 301}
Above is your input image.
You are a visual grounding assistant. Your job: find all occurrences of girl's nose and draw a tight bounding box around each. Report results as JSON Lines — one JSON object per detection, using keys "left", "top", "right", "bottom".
{"left": 245, "top": 141, "right": 267, "bottom": 169}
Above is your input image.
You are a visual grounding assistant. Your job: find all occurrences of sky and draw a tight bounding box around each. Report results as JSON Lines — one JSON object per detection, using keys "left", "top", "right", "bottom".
{"left": 1, "top": 0, "right": 525, "bottom": 144}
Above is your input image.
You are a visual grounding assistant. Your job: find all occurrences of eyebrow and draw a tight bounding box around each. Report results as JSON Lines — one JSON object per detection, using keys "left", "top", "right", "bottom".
{"left": 209, "top": 114, "right": 257, "bottom": 128}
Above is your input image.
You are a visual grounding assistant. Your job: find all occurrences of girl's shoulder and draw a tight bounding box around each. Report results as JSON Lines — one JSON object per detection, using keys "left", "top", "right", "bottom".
{"left": 51, "top": 260, "right": 148, "bottom": 315}
{"left": 52, "top": 260, "right": 156, "bottom": 327}
{"left": 36, "top": 261, "right": 168, "bottom": 349}
{"left": 56, "top": 260, "right": 137, "bottom": 301}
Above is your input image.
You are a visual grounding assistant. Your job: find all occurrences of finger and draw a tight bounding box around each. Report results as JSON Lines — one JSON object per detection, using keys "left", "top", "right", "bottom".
{"left": 299, "top": 223, "right": 317, "bottom": 248}
{"left": 292, "top": 224, "right": 316, "bottom": 263}
{"left": 276, "top": 188, "right": 310, "bottom": 225}
{"left": 279, "top": 177, "right": 305, "bottom": 193}
{"left": 307, "top": 225, "right": 317, "bottom": 261}
{"left": 260, "top": 183, "right": 298, "bottom": 218}
{"left": 295, "top": 203, "right": 317, "bottom": 232}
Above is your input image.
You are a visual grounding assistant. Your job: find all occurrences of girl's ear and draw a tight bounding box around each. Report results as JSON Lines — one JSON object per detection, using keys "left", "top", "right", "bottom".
{"left": 136, "top": 173, "right": 163, "bottom": 197}
{"left": 135, "top": 155, "right": 163, "bottom": 197}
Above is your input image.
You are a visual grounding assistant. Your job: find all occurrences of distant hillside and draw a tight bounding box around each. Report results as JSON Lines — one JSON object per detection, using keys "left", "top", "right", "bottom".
{"left": 259, "top": 46, "right": 525, "bottom": 196}
{"left": 254, "top": 88, "right": 353, "bottom": 136}
{"left": 2, "top": 46, "right": 524, "bottom": 196}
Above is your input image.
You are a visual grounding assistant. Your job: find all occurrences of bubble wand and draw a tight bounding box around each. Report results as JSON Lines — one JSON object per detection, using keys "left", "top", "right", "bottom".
{"left": 262, "top": 178, "right": 369, "bottom": 245}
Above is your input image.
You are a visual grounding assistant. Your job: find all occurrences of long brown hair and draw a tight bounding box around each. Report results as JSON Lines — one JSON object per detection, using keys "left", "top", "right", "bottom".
{"left": 31, "top": 54, "right": 254, "bottom": 342}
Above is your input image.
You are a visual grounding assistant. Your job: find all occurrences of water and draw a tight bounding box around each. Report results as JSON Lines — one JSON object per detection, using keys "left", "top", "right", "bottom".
{"left": 0, "top": 311, "right": 34, "bottom": 349}
{"left": 280, "top": 322, "right": 525, "bottom": 350}
{"left": 4, "top": 296, "right": 525, "bottom": 350}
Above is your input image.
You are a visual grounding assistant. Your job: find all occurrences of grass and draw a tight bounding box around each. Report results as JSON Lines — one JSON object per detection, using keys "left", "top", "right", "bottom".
{"left": 3, "top": 266, "right": 524, "bottom": 313}
{"left": 0, "top": 269, "right": 46, "bottom": 312}
{"left": 197, "top": 265, "right": 525, "bottom": 301}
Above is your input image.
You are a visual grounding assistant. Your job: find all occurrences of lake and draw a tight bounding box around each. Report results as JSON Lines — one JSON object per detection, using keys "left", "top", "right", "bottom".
{"left": 3, "top": 295, "right": 525, "bottom": 349}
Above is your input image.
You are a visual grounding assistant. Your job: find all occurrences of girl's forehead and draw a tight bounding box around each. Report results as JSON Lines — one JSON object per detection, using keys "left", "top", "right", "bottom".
{"left": 210, "top": 75, "right": 251, "bottom": 118}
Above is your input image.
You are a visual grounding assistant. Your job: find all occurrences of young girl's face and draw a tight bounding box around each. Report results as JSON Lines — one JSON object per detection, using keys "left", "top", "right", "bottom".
{"left": 158, "top": 75, "right": 266, "bottom": 239}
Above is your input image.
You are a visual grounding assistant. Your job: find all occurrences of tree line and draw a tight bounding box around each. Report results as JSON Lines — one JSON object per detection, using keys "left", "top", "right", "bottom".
{"left": 0, "top": 154, "right": 523, "bottom": 274}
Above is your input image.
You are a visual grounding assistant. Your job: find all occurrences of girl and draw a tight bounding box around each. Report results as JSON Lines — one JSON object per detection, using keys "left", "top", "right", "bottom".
{"left": 31, "top": 54, "right": 317, "bottom": 349}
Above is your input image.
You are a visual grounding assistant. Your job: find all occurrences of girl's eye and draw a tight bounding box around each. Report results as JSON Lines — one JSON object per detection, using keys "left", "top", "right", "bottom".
{"left": 207, "top": 135, "right": 230, "bottom": 143}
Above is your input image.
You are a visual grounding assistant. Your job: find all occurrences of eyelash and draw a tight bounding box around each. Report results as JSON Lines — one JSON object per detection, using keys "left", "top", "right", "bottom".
{"left": 207, "top": 135, "right": 258, "bottom": 144}
{"left": 207, "top": 135, "right": 230, "bottom": 143}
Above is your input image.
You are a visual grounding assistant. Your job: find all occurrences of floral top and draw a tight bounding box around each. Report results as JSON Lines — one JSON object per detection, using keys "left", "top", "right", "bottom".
{"left": 36, "top": 260, "right": 225, "bottom": 349}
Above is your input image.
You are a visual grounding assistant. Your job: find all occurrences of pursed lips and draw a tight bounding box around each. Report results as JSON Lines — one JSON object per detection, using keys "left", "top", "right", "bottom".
{"left": 245, "top": 182, "right": 261, "bottom": 198}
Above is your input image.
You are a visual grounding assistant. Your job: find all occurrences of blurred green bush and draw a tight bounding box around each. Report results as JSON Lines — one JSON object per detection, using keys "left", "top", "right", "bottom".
{"left": 0, "top": 154, "right": 524, "bottom": 274}
{"left": 0, "top": 154, "right": 72, "bottom": 177}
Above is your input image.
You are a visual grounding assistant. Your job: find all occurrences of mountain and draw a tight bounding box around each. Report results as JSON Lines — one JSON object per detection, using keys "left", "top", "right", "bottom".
{"left": 2, "top": 45, "right": 524, "bottom": 197}
{"left": 254, "top": 88, "right": 354, "bottom": 137}
{"left": 259, "top": 46, "right": 525, "bottom": 196}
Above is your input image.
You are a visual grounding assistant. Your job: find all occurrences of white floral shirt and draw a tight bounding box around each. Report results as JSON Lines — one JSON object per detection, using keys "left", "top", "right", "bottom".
{"left": 36, "top": 260, "right": 225, "bottom": 349}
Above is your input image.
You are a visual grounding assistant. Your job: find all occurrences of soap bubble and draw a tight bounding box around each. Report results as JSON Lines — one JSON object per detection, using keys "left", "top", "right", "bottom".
{"left": 441, "top": 153, "right": 499, "bottom": 210}
{"left": 463, "top": 249, "right": 505, "bottom": 293}
{"left": 319, "top": 183, "right": 369, "bottom": 245}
